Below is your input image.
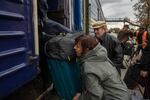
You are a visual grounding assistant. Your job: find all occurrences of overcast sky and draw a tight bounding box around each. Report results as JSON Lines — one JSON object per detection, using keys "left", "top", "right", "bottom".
{"left": 101, "top": 0, "right": 137, "bottom": 28}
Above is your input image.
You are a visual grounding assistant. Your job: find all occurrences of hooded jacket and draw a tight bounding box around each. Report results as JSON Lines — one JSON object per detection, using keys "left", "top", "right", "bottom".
{"left": 79, "top": 43, "right": 129, "bottom": 100}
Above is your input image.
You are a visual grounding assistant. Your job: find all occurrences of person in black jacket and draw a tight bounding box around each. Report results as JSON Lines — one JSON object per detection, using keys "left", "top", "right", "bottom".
{"left": 117, "top": 25, "right": 132, "bottom": 42}
{"left": 140, "top": 37, "right": 150, "bottom": 99}
{"left": 92, "top": 21, "right": 123, "bottom": 75}
{"left": 37, "top": 0, "right": 51, "bottom": 90}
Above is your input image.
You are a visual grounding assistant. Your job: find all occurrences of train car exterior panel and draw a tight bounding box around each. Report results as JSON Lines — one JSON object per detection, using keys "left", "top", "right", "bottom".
{"left": 0, "top": 0, "right": 38, "bottom": 98}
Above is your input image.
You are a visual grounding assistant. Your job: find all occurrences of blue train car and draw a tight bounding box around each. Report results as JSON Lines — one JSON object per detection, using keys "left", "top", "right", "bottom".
{"left": 0, "top": 0, "right": 39, "bottom": 98}
{"left": 0, "top": 0, "right": 105, "bottom": 99}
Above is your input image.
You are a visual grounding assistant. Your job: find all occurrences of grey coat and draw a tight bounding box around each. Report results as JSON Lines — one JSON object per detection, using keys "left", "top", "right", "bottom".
{"left": 79, "top": 43, "right": 130, "bottom": 100}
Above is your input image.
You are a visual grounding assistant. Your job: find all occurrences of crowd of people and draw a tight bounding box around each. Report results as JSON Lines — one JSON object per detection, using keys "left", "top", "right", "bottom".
{"left": 28, "top": 0, "right": 150, "bottom": 100}
{"left": 37, "top": 1, "right": 150, "bottom": 99}
{"left": 72, "top": 21, "right": 150, "bottom": 100}
{"left": 42, "top": 18, "right": 150, "bottom": 99}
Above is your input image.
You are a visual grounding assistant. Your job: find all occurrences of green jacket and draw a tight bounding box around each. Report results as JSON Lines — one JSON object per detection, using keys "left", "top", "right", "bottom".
{"left": 79, "top": 43, "right": 130, "bottom": 100}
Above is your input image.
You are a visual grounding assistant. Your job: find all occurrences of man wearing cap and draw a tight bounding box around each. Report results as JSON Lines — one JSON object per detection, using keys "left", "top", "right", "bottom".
{"left": 92, "top": 21, "right": 123, "bottom": 75}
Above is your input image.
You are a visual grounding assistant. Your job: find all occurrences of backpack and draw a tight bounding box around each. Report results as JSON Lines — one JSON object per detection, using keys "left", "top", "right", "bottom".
{"left": 136, "top": 31, "right": 148, "bottom": 49}
{"left": 145, "top": 32, "right": 150, "bottom": 49}
{"left": 45, "top": 32, "right": 83, "bottom": 61}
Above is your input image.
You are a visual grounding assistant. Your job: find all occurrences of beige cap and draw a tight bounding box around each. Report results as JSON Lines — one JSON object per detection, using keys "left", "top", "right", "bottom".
{"left": 92, "top": 21, "right": 106, "bottom": 29}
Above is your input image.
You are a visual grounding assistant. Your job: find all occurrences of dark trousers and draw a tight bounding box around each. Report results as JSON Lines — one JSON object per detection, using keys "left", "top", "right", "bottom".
{"left": 143, "top": 78, "right": 150, "bottom": 99}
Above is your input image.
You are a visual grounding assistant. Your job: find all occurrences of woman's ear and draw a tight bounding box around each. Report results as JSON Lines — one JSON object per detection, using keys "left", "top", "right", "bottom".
{"left": 83, "top": 48, "right": 90, "bottom": 55}
{"left": 86, "top": 48, "right": 89, "bottom": 50}
{"left": 85, "top": 48, "right": 90, "bottom": 52}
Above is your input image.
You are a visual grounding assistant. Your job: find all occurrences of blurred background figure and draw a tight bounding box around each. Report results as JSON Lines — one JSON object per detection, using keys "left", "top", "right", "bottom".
{"left": 140, "top": 36, "right": 150, "bottom": 99}
{"left": 135, "top": 27, "right": 148, "bottom": 54}
{"left": 117, "top": 24, "right": 132, "bottom": 44}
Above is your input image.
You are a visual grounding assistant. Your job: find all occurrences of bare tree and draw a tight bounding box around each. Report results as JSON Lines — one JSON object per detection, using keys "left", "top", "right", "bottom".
{"left": 133, "top": 0, "right": 150, "bottom": 29}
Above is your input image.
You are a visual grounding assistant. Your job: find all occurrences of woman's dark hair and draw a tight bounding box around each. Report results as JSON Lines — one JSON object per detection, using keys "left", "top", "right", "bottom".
{"left": 75, "top": 35, "right": 99, "bottom": 54}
